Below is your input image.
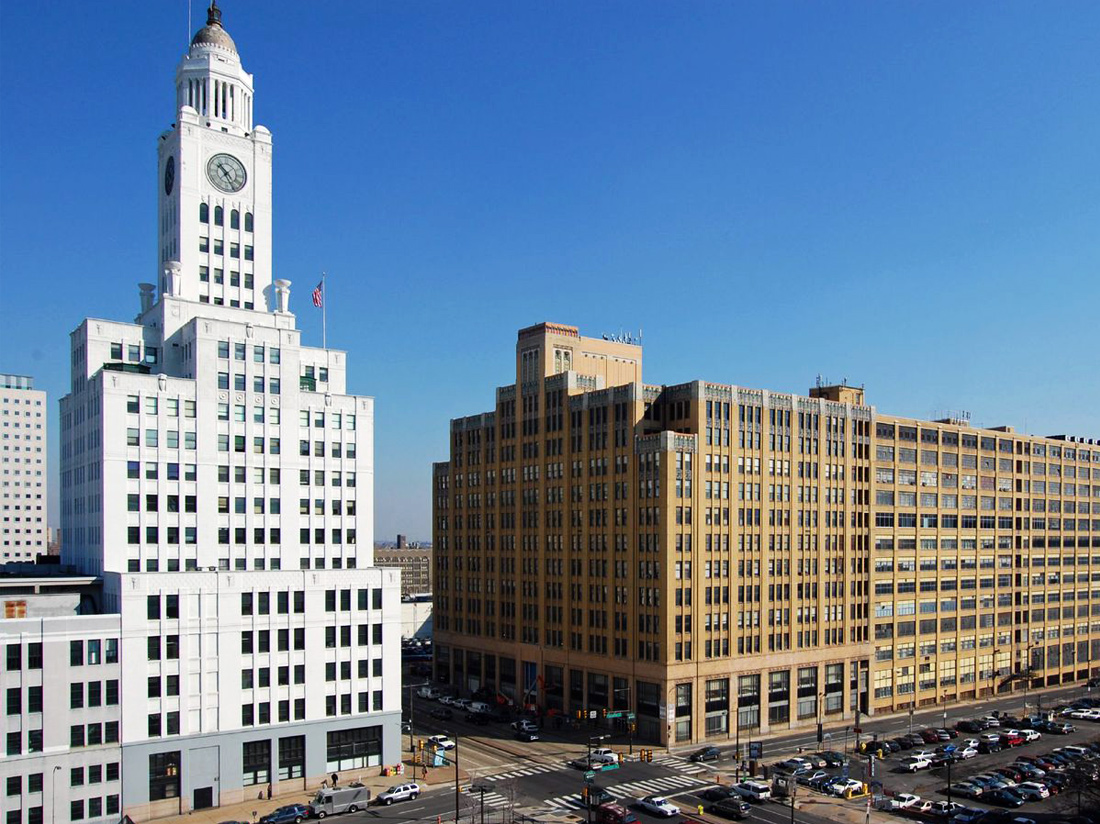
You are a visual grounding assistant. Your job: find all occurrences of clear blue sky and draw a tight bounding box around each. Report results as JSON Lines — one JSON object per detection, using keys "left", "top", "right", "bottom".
{"left": 2, "top": 2, "right": 1098, "bottom": 542}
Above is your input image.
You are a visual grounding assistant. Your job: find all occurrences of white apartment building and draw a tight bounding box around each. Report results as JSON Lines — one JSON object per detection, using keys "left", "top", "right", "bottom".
{"left": 0, "top": 375, "right": 48, "bottom": 563}
{"left": 6, "top": 3, "right": 404, "bottom": 821}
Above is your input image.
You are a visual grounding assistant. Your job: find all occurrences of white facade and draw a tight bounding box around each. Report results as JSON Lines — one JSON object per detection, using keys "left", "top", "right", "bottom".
{"left": 0, "top": 615, "right": 124, "bottom": 824}
{"left": 0, "top": 375, "right": 48, "bottom": 562}
{"left": 48, "top": 3, "right": 402, "bottom": 820}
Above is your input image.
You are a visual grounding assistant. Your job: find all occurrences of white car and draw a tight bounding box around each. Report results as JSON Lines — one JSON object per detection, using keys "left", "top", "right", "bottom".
{"left": 894, "top": 794, "right": 921, "bottom": 809}
{"left": 902, "top": 757, "right": 933, "bottom": 772}
{"left": 637, "top": 796, "right": 679, "bottom": 817}
{"left": 960, "top": 738, "right": 980, "bottom": 749}
{"left": 1021, "top": 729, "right": 1042, "bottom": 742}
{"left": 511, "top": 719, "right": 538, "bottom": 732}
{"left": 732, "top": 781, "right": 772, "bottom": 802}
{"left": 428, "top": 735, "right": 456, "bottom": 750}
{"left": 417, "top": 686, "right": 439, "bottom": 700}
{"left": 376, "top": 782, "right": 422, "bottom": 805}
{"left": 829, "top": 778, "right": 865, "bottom": 797}
{"left": 1015, "top": 782, "right": 1050, "bottom": 800}
{"left": 957, "top": 747, "right": 979, "bottom": 759}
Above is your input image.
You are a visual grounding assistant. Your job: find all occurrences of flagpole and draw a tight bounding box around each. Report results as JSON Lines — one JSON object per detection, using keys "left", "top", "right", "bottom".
{"left": 321, "top": 271, "right": 327, "bottom": 350}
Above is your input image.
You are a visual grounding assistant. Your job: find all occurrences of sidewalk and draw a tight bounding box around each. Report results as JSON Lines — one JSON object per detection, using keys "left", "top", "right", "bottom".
{"left": 152, "top": 761, "right": 465, "bottom": 824}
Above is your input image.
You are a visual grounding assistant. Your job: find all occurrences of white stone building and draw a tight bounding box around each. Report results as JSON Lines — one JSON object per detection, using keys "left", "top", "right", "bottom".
{"left": 0, "top": 375, "right": 48, "bottom": 563}
{"left": 7, "top": 3, "right": 404, "bottom": 821}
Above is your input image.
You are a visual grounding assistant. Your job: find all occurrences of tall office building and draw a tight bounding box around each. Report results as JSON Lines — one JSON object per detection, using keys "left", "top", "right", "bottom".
{"left": 1, "top": 375, "right": 48, "bottom": 562}
{"left": 432, "top": 322, "right": 1100, "bottom": 746}
{"left": 5, "top": 4, "right": 404, "bottom": 820}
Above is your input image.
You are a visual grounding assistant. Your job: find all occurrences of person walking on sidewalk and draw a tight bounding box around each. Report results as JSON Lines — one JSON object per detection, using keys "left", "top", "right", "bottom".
{"left": 331, "top": 772, "right": 339, "bottom": 789}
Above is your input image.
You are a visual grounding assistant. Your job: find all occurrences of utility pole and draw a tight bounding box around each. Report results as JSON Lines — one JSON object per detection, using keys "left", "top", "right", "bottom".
{"left": 908, "top": 707, "right": 914, "bottom": 737}
{"left": 407, "top": 681, "right": 430, "bottom": 757}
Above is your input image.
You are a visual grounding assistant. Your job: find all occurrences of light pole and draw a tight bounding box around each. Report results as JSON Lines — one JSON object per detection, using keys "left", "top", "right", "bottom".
{"left": 612, "top": 686, "right": 633, "bottom": 754}
{"left": 908, "top": 707, "right": 914, "bottom": 737}
{"left": 436, "top": 730, "right": 459, "bottom": 823}
{"left": 51, "top": 765, "right": 62, "bottom": 824}
{"left": 991, "top": 649, "right": 1000, "bottom": 698}
{"left": 469, "top": 783, "right": 490, "bottom": 824}
{"left": 587, "top": 735, "right": 608, "bottom": 824}
{"left": 406, "top": 681, "right": 430, "bottom": 756}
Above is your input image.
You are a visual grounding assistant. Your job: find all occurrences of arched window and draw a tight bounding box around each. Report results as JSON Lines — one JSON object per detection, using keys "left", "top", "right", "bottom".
{"left": 214, "top": 206, "right": 224, "bottom": 226}
{"left": 231, "top": 209, "right": 240, "bottom": 230}
{"left": 199, "top": 203, "right": 209, "bottom": 223}
{"left": 244, "top": 212, "right": 253, "bottom": 232}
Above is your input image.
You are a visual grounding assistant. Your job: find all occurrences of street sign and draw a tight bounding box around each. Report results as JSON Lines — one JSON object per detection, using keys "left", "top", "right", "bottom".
{"left": 841, "top": 762, "right": 850, "bottom": 779}
{"left": 584, "top": 771, "right": 595, "bottom": 783}
{"left": 606, "top": 711, "right": 623, "bottom": 719}
{"left": 627, "top": 712, "right": 636, "bottom": 721}
{"left": 601, "top": 763, "right": 620, "bottom": 772}
{"left": 748, "top": 742, "right": 763, "bottom": 759}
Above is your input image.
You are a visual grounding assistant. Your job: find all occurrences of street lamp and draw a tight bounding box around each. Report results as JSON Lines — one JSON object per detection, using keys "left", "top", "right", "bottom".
{"left": 434, "top": 730, "right": 460, "bottom": 824}
{"left": 405, "top": 680, "right": 431, "bottom": 756}
{"left": 468, "top": 783, "right": 490, "bottom": 824}
{"left": 612, "top": 686, "right": 633, "bottom": 754}
{"left": 990, "top": 649, "right": 999, "bottom": 698}
{"left": 586, "top": 735, "right": 609, "bottom": 824}
{"left": 51, "top": 765, "right": 62, "bottom": 824}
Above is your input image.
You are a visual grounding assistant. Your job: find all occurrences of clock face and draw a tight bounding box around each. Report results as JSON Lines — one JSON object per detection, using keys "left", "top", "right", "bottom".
{"left": 206, "top": 153, "right": 247, "bottom": 193}
{"left": 164, "top": 156, "right": 175, "bottom": 195}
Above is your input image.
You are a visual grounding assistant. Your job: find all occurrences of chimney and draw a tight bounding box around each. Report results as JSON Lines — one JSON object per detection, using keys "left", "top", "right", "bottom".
{"left": 162, "top": 260, "right": 182, "bottom": 297}
{"left": 274, "top": 279, "right": 292, "bottom": 314}
{"left": 138, "top": 283, "right": 156, "bottom": 314}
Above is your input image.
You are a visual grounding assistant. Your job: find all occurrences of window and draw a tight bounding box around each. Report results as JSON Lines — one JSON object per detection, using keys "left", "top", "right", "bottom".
{"left": 279, "top": 735, "right": 305, "bottom": 780}
{"left": 149, "top": 752, "right": 181, "bottom": 800}
{"left": 326, "top": 726, "right": 381, "bottom": 771}
{"left": 243, "top": 740, "right": 271, "bottom": 786}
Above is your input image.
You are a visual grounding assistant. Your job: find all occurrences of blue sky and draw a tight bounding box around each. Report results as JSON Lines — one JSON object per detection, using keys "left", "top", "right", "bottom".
{"left": 2, "top": 2, "right": 1098, "bottom": 541}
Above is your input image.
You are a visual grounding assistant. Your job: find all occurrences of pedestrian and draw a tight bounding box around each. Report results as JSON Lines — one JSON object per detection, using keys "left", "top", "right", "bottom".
{"left": 321, "top": 780, "right": 328, "bottom": 790}
{"left": 331, "top": 772, "right": 338, "bottom": 788}
{"left": 266, "top": 783, "right": 272, "bottom": 800}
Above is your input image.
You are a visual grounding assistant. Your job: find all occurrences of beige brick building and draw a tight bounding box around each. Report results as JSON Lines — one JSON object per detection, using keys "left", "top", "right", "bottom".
{"left": 374, "top": 547, "right": 433, "bottom": 596}
{"left": 431, "top": 322, "right": 1100, "bottom": 746}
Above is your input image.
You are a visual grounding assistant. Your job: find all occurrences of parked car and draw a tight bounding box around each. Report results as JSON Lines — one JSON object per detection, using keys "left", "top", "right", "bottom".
{"left": 635, "top": 796, "right": 679, "bottom": 818}
{"left": 512, "top": 719, "right": 538, "bottom": 733}
{"left": 958, "top": 747, "right": 979, "bottom": 760}
{"left": 1049, "top": 722, "right": 1076, "bottom": 735}
{"left": 430, "top": 707, "right": 453, "bottom": 720}
{"left": 949, "top": 783, "right": 984, "bottom": 800}
{"left": 951, "top": 808, "right": 988, "bottom": 824}
{"left": 829, "top": 779, "right": 866, "bottom": 797}
{"left": 1001, "top": 734, "right": 1026, "bottom": 748}
{"left": 883, "top": 740, "right": 902, "bottom": 753}
{"left": 707, "top": 799, "right": 752, "bottom": 820}
{"left": 590, "top": 747, "right": 618, "bottom": 765}
{"left": 930, "top": 802, "right": 963, "bottom": 817}
{"left": 979, "top": 740, "right": 1004, "bottom": 754}
{"left": 985, "top": 789, "right": 1025, "bottom": 808}
{"left": 375, "top": 784, "right": 421, "bottom": 806}
{"left": 892, "top": 738, "right": 914, "bottom": 751}
{"left": 893, "top": 794, "right": 922, "bottom": 809}
{"left": 957, "top": 720, "right": 983, "bottom": 733}
{"left": 690, "top": 746, "right": 722, "bottom": 763}
{"left": 797, "top": 770, "right": 829, "bottom": 786}
{"left": 902, "top": 756, "right": 933, "bottom": 773}
{"left": 259, "top": 805, "right": 314, "bottom": 824}
{"left": 922, "top": 729, "right": 943, "bottom": 743}
{"left": 1013, "top": 782, "right": 1050, "bottom": 801}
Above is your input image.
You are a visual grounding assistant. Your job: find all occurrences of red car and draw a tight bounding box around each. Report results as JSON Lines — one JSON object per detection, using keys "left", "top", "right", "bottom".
{"left": 1000, "top": 733, "right": 1025, "bottom": 747}
{"left": 920, "top": 729, "right": 941, "bottom": 743}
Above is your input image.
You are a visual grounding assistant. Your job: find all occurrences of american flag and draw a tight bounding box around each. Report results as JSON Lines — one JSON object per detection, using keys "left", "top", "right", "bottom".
{"left": 312, "top": 280, "right": 324, "bottom": 308}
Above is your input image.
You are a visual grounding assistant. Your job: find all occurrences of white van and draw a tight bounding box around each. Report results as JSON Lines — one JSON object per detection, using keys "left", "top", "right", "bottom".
{"left": 417, "top": 686, "right": 439, "bottom": 700}
{"left": 312, "top": 786, "right": 372, "bottom": 817}
{"left": 468, "top": 701, "right": 491, "bottom": 715}
{"left": 732, "top": 781, "right": 771, "bottom": 802}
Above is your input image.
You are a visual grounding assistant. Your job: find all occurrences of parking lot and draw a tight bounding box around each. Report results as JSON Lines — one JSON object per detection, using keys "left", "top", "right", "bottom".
{"left": 760, "top": 697, "right": 1100, "bottom": 824}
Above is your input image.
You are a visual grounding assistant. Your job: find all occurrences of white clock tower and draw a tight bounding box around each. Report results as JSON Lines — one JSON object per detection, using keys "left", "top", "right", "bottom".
{"left": 157, "top": 1, "right": 273, "bottom": 311}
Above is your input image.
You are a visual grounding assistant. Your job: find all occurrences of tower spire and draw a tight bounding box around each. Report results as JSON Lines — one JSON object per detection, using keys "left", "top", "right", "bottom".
{"left": 207, "top": 1, "right": 223, "bottom": 27}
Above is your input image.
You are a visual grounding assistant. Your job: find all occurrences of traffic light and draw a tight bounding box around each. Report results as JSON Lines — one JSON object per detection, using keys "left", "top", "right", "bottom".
{"left": 576, "top": 709, "right": 583, "bottom": 720}
{"left": 417, "top": 739, "right": 424, "bottom": 750}
{"left": 629, "top": 722, "right": 636, "bottom": 734}
{"left": 646, "top": 749, "right": 653, "bottom": 763}
{"left": 602, "top": 708, "right": 608, "bottom": 718}
{"left": 581, "top": 787, "right": 589, "bottom": 799}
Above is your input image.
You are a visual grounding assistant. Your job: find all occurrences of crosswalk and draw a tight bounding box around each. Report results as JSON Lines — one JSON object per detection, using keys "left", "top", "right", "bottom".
{"left": 466, "top": 787, "right": 511, "bottom": 808}
{"left": 654, "top": 755, "right": 711, "bottom": 775}
{"left": 541, "top": 773, "right": 708, "bottom": 810}
{"left": 483, "top": 762, "right": 569, "bottom": 782}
